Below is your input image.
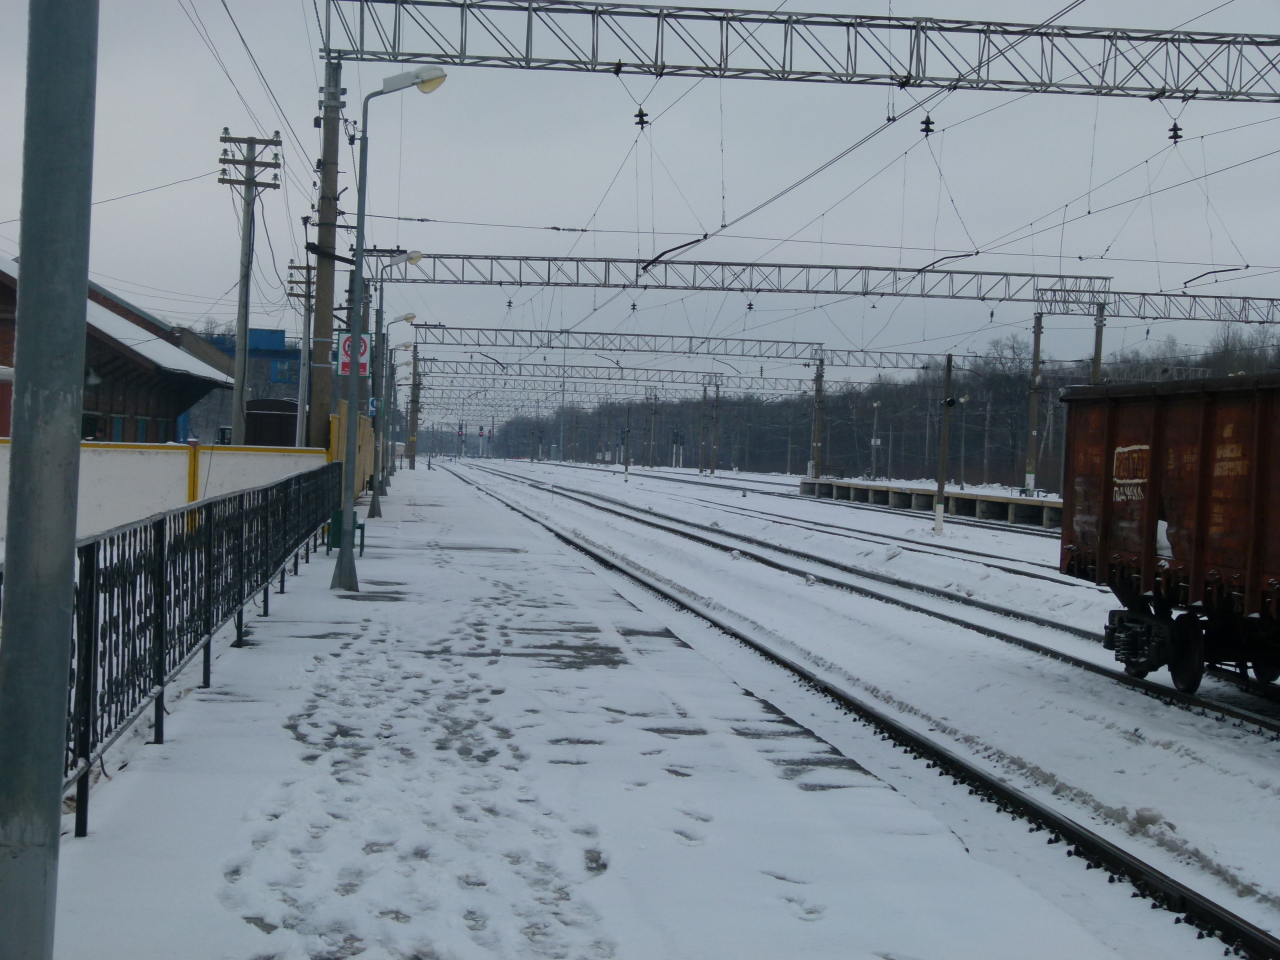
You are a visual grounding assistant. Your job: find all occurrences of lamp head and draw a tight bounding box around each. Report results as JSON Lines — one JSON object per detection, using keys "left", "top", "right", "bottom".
{"left": 382, "top": 65, "right": 447, "bottom": 94}
{"left": 388, "top": 250, "right": 422, "bottom": 268}
{"left": 394, "top": 313, "right": 417, "bottom": 324}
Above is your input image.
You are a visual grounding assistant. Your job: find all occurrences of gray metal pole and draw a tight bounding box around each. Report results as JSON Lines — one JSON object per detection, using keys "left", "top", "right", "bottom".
{"left": 710, "top": 383, "right": 720, "bottom": 476}
{"left": 808, "top": 357, "right": 825, "bottom": 478}
{"left": 367, "top": 283, "right": 385, "bottom": 518}
{"left": 294, "top": 255, "right": 313, "bottom": 448}
{"left": 1091, "top": 302, "right": 1106, "bottom": 384}
{"left": 310, "top": 59, "right": 342, "bottom": 447}
{"left": 331, "top": 90, "right": 385, "bottom": 591}
{"left": 1024, "top": 312, "right": 1043, "bottom": 491}
{"left": 934, "top": 354, "right": 954, "bottom": 535}
{"left": 871, "top": 401, "right": 881, "bottom": 478}
{"left": 408, "top": 344, "right": 419, "bottom": 469}
{"left": 230, "top": 141, "right": 258, "bottom": 446}
{"left": 0, "top": 2, "right": 100, "bottom": 956}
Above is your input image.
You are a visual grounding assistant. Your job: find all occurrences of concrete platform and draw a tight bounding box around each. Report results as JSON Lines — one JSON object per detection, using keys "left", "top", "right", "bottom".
{"left": 54, "top": 468, "right": 1123, "bottom": 960}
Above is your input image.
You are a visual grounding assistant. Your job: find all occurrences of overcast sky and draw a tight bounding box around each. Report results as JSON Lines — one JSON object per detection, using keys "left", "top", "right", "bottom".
{"left": 2, "top": 0, "right": 1278, "bottom": 390}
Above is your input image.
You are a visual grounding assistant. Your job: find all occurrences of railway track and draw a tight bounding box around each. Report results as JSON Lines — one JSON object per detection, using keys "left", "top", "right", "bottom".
{"left": 448, "top": 463, "right": 1280, "bottom": 960}
{"left": 472, "top": 462, "right": 1280, "bottom": 733}
{"left": 532, "top": 460, "right": 1063, "bottom": 539}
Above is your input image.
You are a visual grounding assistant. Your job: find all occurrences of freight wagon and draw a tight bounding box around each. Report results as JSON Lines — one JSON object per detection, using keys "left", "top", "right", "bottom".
{"left": 1060, "top": 373, "right": 1280, "bottom": 694}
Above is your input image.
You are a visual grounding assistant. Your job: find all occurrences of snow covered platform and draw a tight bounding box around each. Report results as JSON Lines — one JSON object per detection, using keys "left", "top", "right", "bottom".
{"left": 800, "top": 476, "right": 1063, "bottom": 528}
{"left": 56, "top": 468, "right": 1123, "bottom": 960}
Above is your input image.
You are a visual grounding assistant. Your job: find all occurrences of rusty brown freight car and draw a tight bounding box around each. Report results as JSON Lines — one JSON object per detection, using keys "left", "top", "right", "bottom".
{"left": 1060, "top": 373, "right": 1280, "bottom": 693}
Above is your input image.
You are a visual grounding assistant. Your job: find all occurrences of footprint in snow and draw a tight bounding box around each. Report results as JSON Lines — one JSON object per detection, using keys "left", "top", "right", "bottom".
{"left": 782, "top": 895, "right": 827, "bottom": 921}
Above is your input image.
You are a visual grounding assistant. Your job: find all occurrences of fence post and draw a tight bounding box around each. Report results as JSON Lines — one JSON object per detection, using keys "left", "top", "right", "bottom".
{"left": 151, "top": 517, "right": 167, "bottom": 745}
{"left": 201, "top": 503, "right": 214, "bottom": 688}
{"left": 233, "top": 493, "right": 245, "bottom": 647}
{"left": 73, "top": 543, "right": 98, "bottom": 838}
{"left": 261, "top": 490, "right": 270, "bottom": 616}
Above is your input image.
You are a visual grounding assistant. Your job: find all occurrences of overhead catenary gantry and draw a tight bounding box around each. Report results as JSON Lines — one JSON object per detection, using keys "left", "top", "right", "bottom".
{"left": 386, "top": 254, "right": 1280, "bottom": 324}
{"left": 420, "top": 360, "right": 853, "bottom": 392}
{"left": 415, "top": 326, "right": 1212, "bottom": 380}
{"left": 323, "top": 1, "right": 1280, "bottom": 102}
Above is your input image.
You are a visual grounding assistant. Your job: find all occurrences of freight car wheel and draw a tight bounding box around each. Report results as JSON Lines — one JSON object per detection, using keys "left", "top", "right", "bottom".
{"left": 1169, "top": 614, "right": 1205, "bottom": 694}
{"left": 1252, "top": 654, "right": 1280, "bottom": 685}
{"left": 1123, "top": 663, "right": 1150, "bottom": 679}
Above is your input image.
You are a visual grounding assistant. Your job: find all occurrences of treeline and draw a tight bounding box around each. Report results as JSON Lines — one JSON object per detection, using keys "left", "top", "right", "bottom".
{"left": 491, "top": 326, "right": 1280, "bottom": 494}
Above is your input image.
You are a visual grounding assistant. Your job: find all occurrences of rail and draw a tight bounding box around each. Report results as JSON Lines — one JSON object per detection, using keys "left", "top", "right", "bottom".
{"left": 39, "top": 461, "right": 344, "bottom": 836}
{"left": 454, "top": 464, "right": 1280, "bottom": 960}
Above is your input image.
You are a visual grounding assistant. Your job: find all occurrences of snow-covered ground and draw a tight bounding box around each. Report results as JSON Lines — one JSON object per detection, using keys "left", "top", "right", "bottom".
{"left": 460, "top": 460, "right": 1280, "bottom": 938}
{"left": 51, "top": 467, "right": 1221, "bottom": 960}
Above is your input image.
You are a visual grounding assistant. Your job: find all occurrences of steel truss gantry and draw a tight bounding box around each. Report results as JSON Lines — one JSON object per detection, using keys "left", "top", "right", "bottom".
{"left": 324, "top": 1, "right": 1280, "bottom": 103}
{"left": 389, "top": 254, "right": 1280, "bottom": 323}
{"left": 422, "top": 360, "right": 836, "bottom": 391}
{"left": 415, "top": 326, "right": 1212, "bottom": 378}
{"left": 422, "top": 381, "right": 709, "bottom": 400}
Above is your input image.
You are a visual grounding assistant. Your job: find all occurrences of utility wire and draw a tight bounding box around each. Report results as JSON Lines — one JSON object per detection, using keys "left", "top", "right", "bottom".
{"left": 0, "top": 171, "right": 219, "bottom": 227}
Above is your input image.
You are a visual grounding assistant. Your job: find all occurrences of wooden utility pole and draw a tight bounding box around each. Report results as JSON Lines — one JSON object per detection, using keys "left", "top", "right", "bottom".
{"left": 219, "top": 129, "right": 281, "bottom": 444}
{"left": 934, "top": 354, "right": 955, "bottom": 535}
{"left": 1025, "top": 312, "right": 1044, "bottom": 491}
{"left": 310, "top": 60, "right": 344, "bottom": 448}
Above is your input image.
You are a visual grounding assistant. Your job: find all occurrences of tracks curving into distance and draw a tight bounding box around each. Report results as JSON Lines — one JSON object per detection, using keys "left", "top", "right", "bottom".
{"left": 472, "top": 461, "right": 1280, "bottom": 731}
{"left": 447, "top": 463, "right": 1280, "bottom": 960}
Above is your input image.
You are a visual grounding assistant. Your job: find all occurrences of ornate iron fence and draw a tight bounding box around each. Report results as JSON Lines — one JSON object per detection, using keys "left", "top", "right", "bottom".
{"left": 54, "top": 461, "right": 342, "bottom": 835}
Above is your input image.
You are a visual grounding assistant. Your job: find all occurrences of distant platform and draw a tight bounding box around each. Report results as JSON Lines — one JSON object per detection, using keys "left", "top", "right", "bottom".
{"left": 799, "top": 477, "right": 1063, "bottom": 529}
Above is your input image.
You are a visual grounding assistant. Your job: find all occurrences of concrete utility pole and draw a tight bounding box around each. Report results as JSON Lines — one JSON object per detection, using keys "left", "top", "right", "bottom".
{"left": 310, "top": 60, "right": 344, "bottom": 448}
{"left": 710, "top": 384, "right": 721, "bottom": 476}
{"left": 0, "top": 2, "right": 99, "bottom": 954}
{"left": 982, "top": 395, "right": 992, "bottom": 485}
{"left": 408, "top": 345, "right": 420, "bottom": 468}
{"left": 934, "top": 354, "right": 955, "bottom": 535}
{"left": 808, "top": 357, "right": 825, "bottom": 479}
{"left": 1091, "top": 302, "right": 1106, "bottom": 384}
{"left": 1024, "top": 313, "right": 1044, "bottom": 491}
{"left": 698, "top": 385, "right": 707, "bottom": 474}
{"left": 219, "top": 129, "right": 282, "bottom": 445}
{"left": 286, "top": 259, "right": 315, "bottom": 447}
{"left": 870, "top": 400, "right": 881, "bottom": 478}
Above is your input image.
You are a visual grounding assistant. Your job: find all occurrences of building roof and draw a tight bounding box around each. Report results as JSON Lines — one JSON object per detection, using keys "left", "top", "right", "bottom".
{"left": 0, "top": 257, "right": 231, "bottom": 387}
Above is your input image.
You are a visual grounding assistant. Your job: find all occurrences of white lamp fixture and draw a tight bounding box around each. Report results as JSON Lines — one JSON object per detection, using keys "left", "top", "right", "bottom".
{"left": 382, "top": 66, "right": 447, "bottom": 95}
{"left": 388, "top": 250, "right": 423, "bottom": 268}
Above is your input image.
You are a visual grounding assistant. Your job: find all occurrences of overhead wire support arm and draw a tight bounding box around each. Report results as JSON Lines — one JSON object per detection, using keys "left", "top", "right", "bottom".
{"left": 323, "top": 1, "right": 1280, "bottom": 103}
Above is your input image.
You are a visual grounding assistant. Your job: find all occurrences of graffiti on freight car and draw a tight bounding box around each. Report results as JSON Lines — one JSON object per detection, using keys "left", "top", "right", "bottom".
{"left": 1213, "top": 441, "right": 1249, "bottom": 478}
{"left": 1112, "top": 444, "right": 1150, "bottom": 502}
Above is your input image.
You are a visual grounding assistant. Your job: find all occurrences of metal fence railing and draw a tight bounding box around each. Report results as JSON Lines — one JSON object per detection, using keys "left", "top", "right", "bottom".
{"left": 50, "top": 460, "right": 342, "bottom": 836}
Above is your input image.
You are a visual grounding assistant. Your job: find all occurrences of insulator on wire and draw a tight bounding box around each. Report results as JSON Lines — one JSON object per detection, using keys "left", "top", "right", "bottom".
{"left": 921, "top": 114, "right": 935, "bottom": 137}
{"left": 1169, "top": 121, "right": 1182, "bottom": 142}
{"left": 634, "top": 107, "right": 649, "bottom": 130}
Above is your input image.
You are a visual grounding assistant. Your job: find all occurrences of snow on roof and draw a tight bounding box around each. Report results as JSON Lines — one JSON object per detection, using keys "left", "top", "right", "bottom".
{"left": 0, "top": 256, "right": 231, "bottom": 386}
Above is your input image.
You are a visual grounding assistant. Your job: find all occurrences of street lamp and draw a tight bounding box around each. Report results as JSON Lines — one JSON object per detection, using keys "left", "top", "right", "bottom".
{"left": 332, "top": 66, "right": 446, "bottom": 591}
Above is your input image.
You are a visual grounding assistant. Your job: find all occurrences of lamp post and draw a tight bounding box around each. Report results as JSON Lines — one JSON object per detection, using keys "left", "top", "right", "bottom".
{"left": 332, "top": 65, "right": 446, "bottom": 591}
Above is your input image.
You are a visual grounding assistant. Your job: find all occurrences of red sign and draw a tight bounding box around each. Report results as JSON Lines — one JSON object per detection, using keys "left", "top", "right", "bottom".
{"left": 338, "top": 334, "right": 369, "bottom": 376}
